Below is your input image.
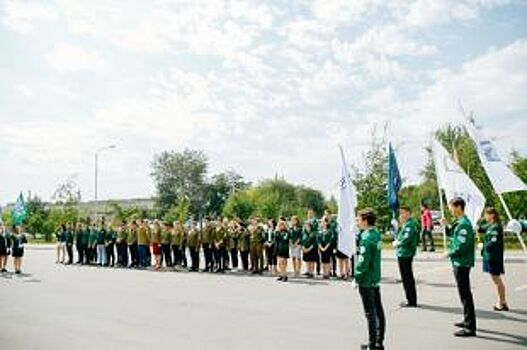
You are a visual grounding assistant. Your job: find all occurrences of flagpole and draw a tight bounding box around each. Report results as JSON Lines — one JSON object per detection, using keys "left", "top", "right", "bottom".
{"left": 431, "top": 135, "right": 447, "bottom": 251}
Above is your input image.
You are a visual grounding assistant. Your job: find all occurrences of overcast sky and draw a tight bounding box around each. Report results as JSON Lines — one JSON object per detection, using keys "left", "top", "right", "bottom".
{"left": 1, "top": 0, "right": 526, "bottom": 205}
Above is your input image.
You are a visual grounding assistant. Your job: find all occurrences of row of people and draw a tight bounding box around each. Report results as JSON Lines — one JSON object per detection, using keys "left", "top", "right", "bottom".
{"left": 55, "top": 211, "right": 355, "bottom": 280}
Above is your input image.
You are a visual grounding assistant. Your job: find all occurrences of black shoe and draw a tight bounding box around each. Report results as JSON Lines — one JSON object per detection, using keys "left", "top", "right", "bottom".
{"left": 494, "top": 304, "right": 509, "bottom": 311}
{"left": 454, "top": 322, "right": 466, "bottom": 328}
{"left": 277, "top": 276, "right": 283, "bottom": 281}
{"left": 454, "top": 329, "right": 476, "bottom": 337}
{"left": 283, "top": 276, "right": 288, "bottom": 282}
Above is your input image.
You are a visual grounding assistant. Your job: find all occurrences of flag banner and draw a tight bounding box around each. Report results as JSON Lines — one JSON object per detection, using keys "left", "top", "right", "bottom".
{"left": 432, "top": 139, "right": 485, "bottom": 226}
{"left": 466, "top": 121, "right": 526, "bottom": 194}
{"left": 388, "top": 143, "right": 402, "bottom": 213}
{"left": 337, "top": 145, "right": 358, "bottom": 258}
{"left": 12, "top": 193, "right": 28, "bottom": 225}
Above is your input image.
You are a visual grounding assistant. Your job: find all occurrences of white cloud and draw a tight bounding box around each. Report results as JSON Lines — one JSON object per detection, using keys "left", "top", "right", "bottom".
{"left": 13, "top": 84, "right": 34, "bottom": 98}
{"left": 299, "top": 61, "right": 350, "bottom": 103}
{"left": 1, "top": 0, "right": 56, "bottom": 33}
{"left": 312, "top": 0, "right": 377, "bottom": 23}
{"left": 44, "top": 43, "right": 104, "bottom": 72}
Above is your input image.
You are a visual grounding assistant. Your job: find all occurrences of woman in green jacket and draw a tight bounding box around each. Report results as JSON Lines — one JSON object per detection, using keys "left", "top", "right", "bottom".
{"left": 479, "top": 207, "right": 508, "bottom": 311}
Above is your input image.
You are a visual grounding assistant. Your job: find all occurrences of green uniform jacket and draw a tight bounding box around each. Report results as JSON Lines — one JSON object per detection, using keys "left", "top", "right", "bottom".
{"left": 227, "top": 228, "right": 239, "bottom": 251}
{"left": 318, "top": 229, "right": 332, "bottom": 252}
{"left": 481, "top": 222, "right": 503, "bottom": 264}
{"left": 105, "top": 230, "right": 116, "bottom": 245}
{"left": 172, "top": 227, "right": 186, "bottom": 246}
{"left": 117, "top": 228, "right": 128, "bottom": 243}
{"left": 80, "top": 229, "right": 90, "bottom": 246}
{"left": 160, "top": 228, "right": 172, "bottom": 245}
{"left": 214, "top": 226, "right": 226, "bottom": 248}
{"left": 238, "top": 228, "right": 250, "bottom": 252}
{"left": 275, "top": 230, "right": 290, "bottom": 254}
{"left": 249, "top": 225, "right": 265, "bottom": 247}
{"left": 289, "top": 226, "right": 302, "bottom": 246}
{"left": 88, "top": 229, "right": 98, "bottom": 247}
{"left": 447, "top": 215, "right": 475, "bottom": 268}
{"left": 187, "top": 229, "right": 200, "bottom": 248}
{"left": 137, "top": 226, "right": 150, "bottom": 245}
{"left": 74, "top": 229, "right": 83, "bottom": 245}
{"left": 64, "top": 229, "right": 72, "bottom": 245}
{"left": 201, "top": 225, "right": 213, "bottom": 245}
{"left": 127, "top": 228, "right": 137, "bottom": 245}
{"left": 151, "top": 227, "right": 161, "bottom": 244}
{"left": 396, "top": 217, "right": 419, "bottom": 258}
{"left": 301, "top": 229, "right": 318, "bottom": 251}
{"left": 96, "top": 229, "right": 106, "bottom": 245}
{"left": 354, "top": 227, "right": 382, "bottom": 288}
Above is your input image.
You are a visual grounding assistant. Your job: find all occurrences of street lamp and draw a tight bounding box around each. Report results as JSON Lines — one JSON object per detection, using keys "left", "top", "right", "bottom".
{"left": 94, "top": 145, "right": 116, "bottom": 203}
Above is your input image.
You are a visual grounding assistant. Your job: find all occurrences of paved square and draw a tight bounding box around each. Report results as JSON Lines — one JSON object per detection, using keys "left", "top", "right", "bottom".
{"left": 1, "top": 246, "right": 526, "bottom": 350}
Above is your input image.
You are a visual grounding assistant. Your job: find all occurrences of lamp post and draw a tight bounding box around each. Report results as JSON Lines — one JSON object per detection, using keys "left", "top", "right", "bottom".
{"left": 94, "top": 145, "right": 116, "bottom": 205}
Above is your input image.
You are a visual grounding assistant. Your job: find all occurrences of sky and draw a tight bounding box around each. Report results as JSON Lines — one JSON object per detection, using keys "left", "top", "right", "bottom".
{"left": 1, "top": 0, "right": 527, "bottom": 205}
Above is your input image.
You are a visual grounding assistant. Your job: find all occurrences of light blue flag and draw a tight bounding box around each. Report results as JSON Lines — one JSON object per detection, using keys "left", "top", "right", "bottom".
{"left": 12, "top": 193, "right": 28, "bottom": 225}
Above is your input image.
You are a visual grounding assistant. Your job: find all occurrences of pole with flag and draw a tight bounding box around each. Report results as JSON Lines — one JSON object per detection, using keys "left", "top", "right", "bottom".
{"left": 432, "top": 139, "right": 486, "bottom": 230}
{"left": 12, "top": 193, "right": 28, "bottom": 226}
{"left": 464, "top": 118, "right": 527, "bottom": 255}
{"left": 337, "top": 145, "right": 357, "bottom": 258}
{"left": 387, "top": 143, "right": 402, "bottom": 235}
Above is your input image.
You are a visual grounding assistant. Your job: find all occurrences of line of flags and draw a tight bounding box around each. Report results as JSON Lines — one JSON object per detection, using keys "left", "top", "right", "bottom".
{"left": 336, "top": 117, "right": 526, "bottom": 258}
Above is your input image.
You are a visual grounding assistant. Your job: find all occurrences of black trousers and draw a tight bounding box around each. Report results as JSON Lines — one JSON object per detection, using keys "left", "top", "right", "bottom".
{"left": 117, "top": 242, "right": 128, "bottom": 266}
{"left": 359, "top": 286, "right": 385, "bottom": 349}
{"left": 66, "top": 244, "right": 73, "bottom": 263}
{"left": 190, "top": 247, "right": 199, "bottom": 271}
{"left": 214, "top": 247, "right": 226, "bottom": 271}
{"left": 350, "top": 256, "right": 355, "bottom": 278}
{"left": 180, "top": 244, "right": 187, "bottom": 267}
{"left": 453, "top": 266, "right": 476, "bottom": 331}
{"left": 128, "top": 243, "right": 138, "bottom": 267}
{"left": 76, "top": 244, "right": 85, "bottom": 264}
{"left": 203, "top": 244, "right": 213, "bottom": 271}
{"left": 106, "top": 244, "right": 115, "bottom": 266}
{"left": 172, "top": 244, "right": 182, "bottom": 266}
{"left": 230, "top": 249, "right": 239, "bottom": 269}
{"left": 331, "top": 250, "right": 337, "bottom": 274}
{"left": 87, "top": 246, "right": 96, "bottom": 264}
{"left": 397, "top": 257, "right": 417, "bottom": 305}
{"left": 264, "top": 244, "right": 276, "bottom": 267}
{"left": 421, "top": 230, "right": 435, "bottom": 251}
{"left": 161, "top": 244, "right": 172, "bottom": 267}
{"left": 240, "top": 251, "right": 249, "bottom": 271}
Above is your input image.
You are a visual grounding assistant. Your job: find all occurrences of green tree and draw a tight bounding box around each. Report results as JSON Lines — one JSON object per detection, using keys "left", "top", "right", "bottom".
{"left": 151, "top": 149, "right": 208, "bottom": 216}
{"left": 204, "top": 170, "right": 249, "bottom": 217}
{"left": 222, "top": 190, "right": 256, "bottom": 220}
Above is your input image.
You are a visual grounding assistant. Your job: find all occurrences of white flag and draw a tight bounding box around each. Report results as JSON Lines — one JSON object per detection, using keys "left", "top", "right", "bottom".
{"left": 432, "top": 139, "right": 486, "bottom": 226}
{"left": 465, "top": 121, "right": 526, "bottom": 194}
{"left": 337, "top": 145, "right": 358, "bottom": 257}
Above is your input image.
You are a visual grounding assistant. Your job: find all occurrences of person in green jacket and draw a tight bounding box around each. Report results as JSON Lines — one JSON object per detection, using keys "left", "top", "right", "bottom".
{"left": 80, "top": 224, "right": 90, "bottom": 265}
{"left": 172, "top": 220, "right": 186, "bottom": 268}
{"left": 301, "top": 221, "right": 318, "bottom": 278}
{"left": 127, "top": 220, "right": 139, "bottom": 268}
{"left": 354, "top": 208, "right": 384, "bottom": 350}
{"left": 237, "top": 220, "right": 250, "bottom": 272}
{"left": 160, "top": 222, "right": 173, "bottom": 268}
{"left": 116, "top": 220, "right": 129, "bottom": 267}
{"left": 226, "top": 219, "right": 239, "bottom": 271}
{"left": 105, "top": 225, "right": 116, "bottom": 267}
{"left": 275, "top": 219, "right": 290, "bottom": 282}
{"left": 393, "top": 206, "right": 419, "bottom": 307}
{"left": 186, "top": 219, "right": 200, "bottom": 272}
{"left": 201, "top": 217, "right": 214, "bottom": 272}
{"left": 249, "top": 217, "right": 265, "bottom": 274}
{"left": 88, "top": 224, "right": 98, "bottom": 265}
{"left": 65, "top": 223, "right": 74, "bottom": 265}
{"left": 213, "top": 219, "right": 227, "bottom": 273}
{"left": 478, "top": 207, "right": 508, "bottom": 311}
{"left": 318, "top": 218, "right": 333, "bottom": 280}
{"left": 441, "top": 197, "right": 476, "bottom": 337}
{"left": 289, "top": 216, "right": 303, "bottom": 277}
{"left": 74, "top": 223, "right": 84, "bottom": 264}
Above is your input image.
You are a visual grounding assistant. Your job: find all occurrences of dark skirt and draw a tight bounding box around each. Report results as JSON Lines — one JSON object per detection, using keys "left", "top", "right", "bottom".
{"left": 277, "top": 247, "right": 289, "bottom": 259}
{"left": 320, "top": 250, "right": 332, "bottom": 264}
{"left": 12, "top": 248, "right": 24, "bottom": 258}
{"left": 0, "top": 247, "right": 8, "bottom": 256}
{"left": 336, "top": 250, "right": 348, "bottom": 259}
{"left": 483, "top": 260, "right": 504, "bottom": 276}
{"left": 303, "top": 249, "right": 318, "bottom": 262}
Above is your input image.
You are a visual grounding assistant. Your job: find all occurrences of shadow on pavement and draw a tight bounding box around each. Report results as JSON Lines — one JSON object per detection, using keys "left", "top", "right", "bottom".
{"left": 477, "top": 328, "right": 527, "bottom": 347}
{"left": 419, "top": 303, "right": 527, "bottom": 324}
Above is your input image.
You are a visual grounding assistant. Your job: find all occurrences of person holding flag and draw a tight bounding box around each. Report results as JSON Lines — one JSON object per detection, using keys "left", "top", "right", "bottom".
{"left": 393, "top": 206, "right": 419, "bottom": 307}
{"left": 441, "top": 197, "right": 477, "bottom": 337}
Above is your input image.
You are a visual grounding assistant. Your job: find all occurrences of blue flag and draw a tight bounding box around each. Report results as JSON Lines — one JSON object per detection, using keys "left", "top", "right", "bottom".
{"left": 387, "top": 143, "right": 402, "bottom": 213}
{"left": 12, "top": 193, "right": 28, "bottom": 225}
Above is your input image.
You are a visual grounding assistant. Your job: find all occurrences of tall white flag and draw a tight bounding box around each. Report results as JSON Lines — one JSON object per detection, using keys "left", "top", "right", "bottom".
{"left": 432, "top": 139, "right": 486, "bottom": 226}
{"left": 337, "top": 145, "right": 357, "bottom": 257}
{"left": 465, "top": 121, "right": 526, "bottom": 194}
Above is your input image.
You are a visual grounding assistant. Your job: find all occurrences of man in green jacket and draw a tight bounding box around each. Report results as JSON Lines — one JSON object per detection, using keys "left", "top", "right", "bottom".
{"left": 442, "top": 197, "right": 476, "bottom": 337}
{"left": 354, "top": 208, "right": 384, "bottom": 350}
{"left": 393, "top": 206, "right": 419, "bottom": 307}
